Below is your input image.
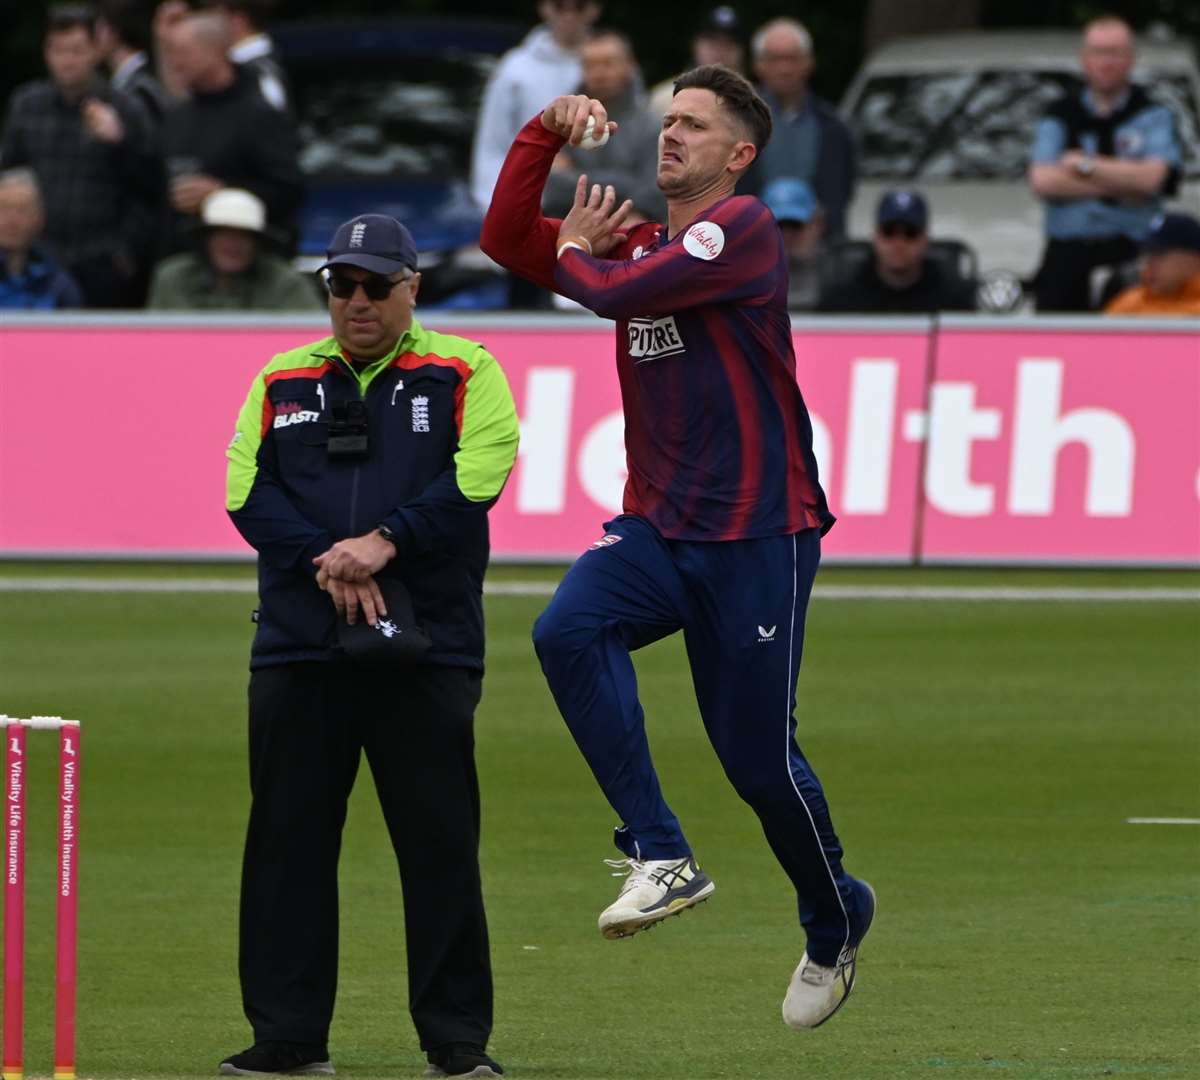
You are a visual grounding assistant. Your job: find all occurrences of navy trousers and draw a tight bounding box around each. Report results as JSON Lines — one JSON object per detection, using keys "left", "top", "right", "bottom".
{"left": 240, "top": 662, "right": 492, "bottom": 1052}
{"left": 532, "top": 514, "right": 864, "bottom": 966}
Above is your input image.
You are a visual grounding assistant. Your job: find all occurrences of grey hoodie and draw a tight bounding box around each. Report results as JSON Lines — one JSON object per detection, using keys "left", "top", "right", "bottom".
{"left": 470, "top": 25, "right": 583, "bottom": 209}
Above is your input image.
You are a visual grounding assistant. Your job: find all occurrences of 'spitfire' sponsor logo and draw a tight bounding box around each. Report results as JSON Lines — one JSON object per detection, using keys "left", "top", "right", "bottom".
{"left": 627, "top": 315, "right": 685, "bottom": 363}
{"left": 683, "top": 221, "right": 724, "bottom": 260}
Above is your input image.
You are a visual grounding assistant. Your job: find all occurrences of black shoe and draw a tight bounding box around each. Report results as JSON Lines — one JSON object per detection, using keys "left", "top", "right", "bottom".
{"left": 219, "top": 1042, "right": 335, "bottom": 1076}
{"left": 423, "top": 1043, "right": 504, "bottom": 1078}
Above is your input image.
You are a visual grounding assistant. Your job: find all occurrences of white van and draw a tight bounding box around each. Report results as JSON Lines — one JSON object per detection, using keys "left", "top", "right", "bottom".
{"left": 839, "top": 29, "right": 1200, "bottom": 303}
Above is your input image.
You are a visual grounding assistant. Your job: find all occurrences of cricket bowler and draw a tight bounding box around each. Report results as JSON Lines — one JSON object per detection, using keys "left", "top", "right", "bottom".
{"left": 480, "top": 65, "right": 875, "bottom": 1030}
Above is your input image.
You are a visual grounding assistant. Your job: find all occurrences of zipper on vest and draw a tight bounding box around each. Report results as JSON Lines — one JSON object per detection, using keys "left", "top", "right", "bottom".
{"left": 347, "top": 379, "right": 365, "bottom": 536}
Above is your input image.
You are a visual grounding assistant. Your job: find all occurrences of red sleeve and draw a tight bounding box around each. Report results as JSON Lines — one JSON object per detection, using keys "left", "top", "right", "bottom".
{"left": 479, "top": 115, "right": 566, "bottom": 292}
{"left": 552, "top": 196, "right": 782, "bottom": 321}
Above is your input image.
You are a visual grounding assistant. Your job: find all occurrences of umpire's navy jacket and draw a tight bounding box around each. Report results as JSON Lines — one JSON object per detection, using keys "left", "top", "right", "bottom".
{"left": 226, "top": 321, "right": 520, "bottom": 671}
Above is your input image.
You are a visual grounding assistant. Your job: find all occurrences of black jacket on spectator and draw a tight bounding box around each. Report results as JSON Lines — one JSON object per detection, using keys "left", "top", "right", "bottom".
{"left": 112, "top": 52, "right": 170, "bottom": 128}
{"left": 231, "top": 35, "right": 292, "bottom": 113}
{"left": 0, "top": 76, "right": 163, "bottom": 306}
{"left": 163, "top": 67, "right": 302, "bottom": 251}
{"left": 818, "top": 258, "right": 977, "bottom": 314}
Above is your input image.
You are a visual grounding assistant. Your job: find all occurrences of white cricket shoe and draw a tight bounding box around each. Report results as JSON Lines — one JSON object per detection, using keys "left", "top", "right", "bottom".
{"left": 598, "top": 855, "right": 715, "bottom": 939}
{"left": 782, "top": 880, "right": 876, "bottom": 1030}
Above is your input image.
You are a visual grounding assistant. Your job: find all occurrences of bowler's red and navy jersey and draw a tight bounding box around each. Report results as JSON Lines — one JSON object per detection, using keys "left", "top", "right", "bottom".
{"left": 481, "top": 116, "right": 833, "bottom": 542}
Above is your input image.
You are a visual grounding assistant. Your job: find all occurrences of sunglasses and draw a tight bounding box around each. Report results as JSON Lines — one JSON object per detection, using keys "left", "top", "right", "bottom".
{"left": 879, "top": 224, "right": 924, "bottom": 240}
{"left": 324, "top": 272, "right": 409, "bottom": 301}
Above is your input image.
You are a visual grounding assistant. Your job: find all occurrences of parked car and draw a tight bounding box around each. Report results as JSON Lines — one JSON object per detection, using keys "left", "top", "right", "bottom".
{"left": 274, "top": 16, "right": 525, "bottom": 309}
{"left": 839, "top": 29, "right": 1200, "bottom": 309}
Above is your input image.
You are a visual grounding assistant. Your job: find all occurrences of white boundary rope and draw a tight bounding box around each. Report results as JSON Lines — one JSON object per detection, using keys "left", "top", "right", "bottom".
{"left": 0, "top": 576, "right": 1196, "bottom": 602}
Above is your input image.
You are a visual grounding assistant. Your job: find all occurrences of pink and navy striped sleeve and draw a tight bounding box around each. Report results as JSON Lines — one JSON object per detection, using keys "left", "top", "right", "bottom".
{"left": 552, "top": 196, "right": 781, "bottom": 320}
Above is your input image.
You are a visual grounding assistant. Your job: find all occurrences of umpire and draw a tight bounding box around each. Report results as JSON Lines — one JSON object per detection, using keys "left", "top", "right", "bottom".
{"left": 222, "top": 214, "right": 519, "bottom": 1079}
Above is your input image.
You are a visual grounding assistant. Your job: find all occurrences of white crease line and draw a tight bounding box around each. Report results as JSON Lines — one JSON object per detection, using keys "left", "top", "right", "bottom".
{"left": 0, "top": 577, "right": 260, "bottom": 593}
{"left": 1126, "top": 818, "right": 1200, "bottom": 826}
{"left": 482, "top": 581, "right": 556, "bottom": 596}
{"left": 815, "top": 586, "right": 1200, "bottom": 601}
{"left": 0, "top": 577, "right": 1197, "bottom": 602}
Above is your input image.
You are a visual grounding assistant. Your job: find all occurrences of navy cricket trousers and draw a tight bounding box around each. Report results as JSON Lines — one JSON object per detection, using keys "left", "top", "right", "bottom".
{"left": 240, "top": 662, "right": 493, "bottom": 1052}
{"left": 532, "top": 514, "right": 865, "bottom": 966}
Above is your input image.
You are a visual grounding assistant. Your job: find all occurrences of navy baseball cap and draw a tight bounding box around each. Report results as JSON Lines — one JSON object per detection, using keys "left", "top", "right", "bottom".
{"left": 698, "top": 5, "right": 741, "bottom": 39}
{"left": 1141, "top": 212, "right": 1200, "bottom": 255}
{"left": 319, "top": 214, "right": 418, "bottom": 276}
{"left": 876, "top": 190, "right": 929, "bottom": 231}
{"left": 763, "top": 178, "right": 817, "bottom": 224}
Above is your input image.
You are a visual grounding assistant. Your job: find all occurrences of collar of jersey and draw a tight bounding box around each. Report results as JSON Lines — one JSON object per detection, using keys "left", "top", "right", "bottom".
{"left": 314, "top": 319, "right": 422, "bottom": 394}
{"left": 1082, "top": 85, "right": 1132, "bottom": 117}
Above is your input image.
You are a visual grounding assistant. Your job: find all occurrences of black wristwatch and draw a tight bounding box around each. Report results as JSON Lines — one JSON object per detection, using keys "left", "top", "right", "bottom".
{"left": 375, "top": 523, "right": 400, "bottom": 552}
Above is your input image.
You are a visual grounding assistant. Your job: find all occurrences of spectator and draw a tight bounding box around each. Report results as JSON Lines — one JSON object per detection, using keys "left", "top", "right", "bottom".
{"left": 207, "top": 0, "right": 290, "bottom": 112}
{"left": 96, "top": 0, "right": 169, "bottom": 126}
{"left": 746, "top": 17, "right": 855, "bottom": 238}
{"left": 762, "top": 177, "right": 823, "bottom": 311}
{"left": 648, "top": 6, "right": 745, "bottom": 117}
{"left": 1105, "top": 212, "right": 1200, "bottom": 316}
{"left": 819, "top": 190, "right": 977, "bottom": 314}
{"left": 150, "top": 0, "right": 190, "bottom": 101}
{"left": 147, "top": 187, "right": 320, "bottom": 311}
{"left": 160, "top": 10, "right": 302, "bottom": 253}
{"left": 543, "top": 29, "right": 664, "bottom": 223}
{"left": 470, "top": 0, "right": 601, "bottom": 211}
{"left": 0, "top": 168, "right": 84, "bottom": 310}
{"left": 0, "top": 3, "right": 163, "bottom": 307}
{"left": 1028, "top": 16, "right": 1181, "bottom": 312}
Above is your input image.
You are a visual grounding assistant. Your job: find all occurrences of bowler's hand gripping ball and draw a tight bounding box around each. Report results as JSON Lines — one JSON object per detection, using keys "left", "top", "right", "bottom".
{"left": 579, "top": 115, "right": 610, "bottom": 150}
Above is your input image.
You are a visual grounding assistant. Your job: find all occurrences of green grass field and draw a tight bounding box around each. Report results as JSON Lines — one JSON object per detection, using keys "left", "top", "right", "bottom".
{"left": 1, "top": 564, "right": 1197, "bottom": 1080}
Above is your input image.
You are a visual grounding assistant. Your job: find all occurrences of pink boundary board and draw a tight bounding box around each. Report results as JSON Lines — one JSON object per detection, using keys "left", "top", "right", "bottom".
{"left": 1, "top": 319, "right": 1196, "bottom": 564}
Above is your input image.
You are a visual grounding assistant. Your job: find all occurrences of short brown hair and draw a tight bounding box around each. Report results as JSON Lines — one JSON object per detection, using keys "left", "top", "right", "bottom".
{"left": 673, "top": 64, "right": 772, "bottom": 150}
{"left": 97, "top": 0, "right": 151, "bottom": 52}
{"left": 47, "top": 3, "right": 97, "bottom": 37}
{"left": 584, "top": 26, "right": 634, "bottom": 58}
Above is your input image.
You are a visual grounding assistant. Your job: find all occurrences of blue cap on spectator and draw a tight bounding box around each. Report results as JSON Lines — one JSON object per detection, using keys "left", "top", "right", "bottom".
{"left": 763, "top": 178, "right": 817, "bottom": 224}
{"left": 876, "top": 190, "right": 928, "bottom": 231}
{"left": 319, "top": 214, "right": 418, "bottom": 275}
{"left": 1141, "top": 212, "right": 1200, "bottom": 255}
